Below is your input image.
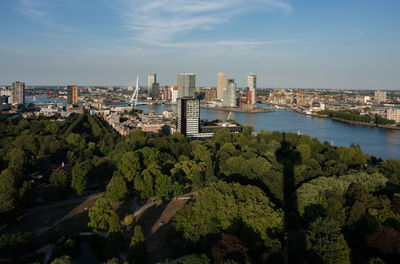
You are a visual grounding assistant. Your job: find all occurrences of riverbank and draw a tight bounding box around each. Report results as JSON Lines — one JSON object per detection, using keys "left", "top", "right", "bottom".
{"left": 311, "top": 114, "right": 400, "bottom": 130}
{"left": 290, "top": 106, "right": 400, "bottom": 130}
{"left": 135, "top": 104, "right": 400, "bottom": 159}
{"left": 201, "top": 105, "right": 274, "bottom": 113}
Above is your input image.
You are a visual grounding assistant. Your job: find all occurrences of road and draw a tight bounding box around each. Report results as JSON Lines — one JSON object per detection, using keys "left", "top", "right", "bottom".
{"left": 24, "top": 193, "right": 103, "bottom": 214}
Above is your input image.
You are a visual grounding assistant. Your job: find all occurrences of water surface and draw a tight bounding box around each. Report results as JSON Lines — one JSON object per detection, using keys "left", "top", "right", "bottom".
{"left": 137, "top": 104, "right": 400, "bottom": 160}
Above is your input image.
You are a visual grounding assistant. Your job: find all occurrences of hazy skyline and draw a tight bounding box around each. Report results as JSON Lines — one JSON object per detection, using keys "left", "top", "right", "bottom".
{"left": 0, "top": 0, "right": 399, "bottom": 89}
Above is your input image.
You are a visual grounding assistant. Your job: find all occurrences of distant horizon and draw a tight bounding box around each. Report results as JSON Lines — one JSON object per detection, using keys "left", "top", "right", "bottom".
{"left": 2, "top": 83, "right": 400, "bottom": 93}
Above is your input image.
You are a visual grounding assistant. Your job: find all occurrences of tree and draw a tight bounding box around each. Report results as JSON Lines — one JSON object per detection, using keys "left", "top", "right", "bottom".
{"left": 0, "top": 232, "right": 34, "bottom": 258}
{"left": 211, "top": 234, "right": 250, "bottom": 264}
{"left": 296, "top": 144, "right": 312, "bottom": 160}
{"left": 306, "top": 218, "right": 351, "bottom": 264}
{"left": 0, "top": 191, "right": 16, "bottom": 214}
{"left": 0, "top": 168, "right": 19, "bottom": 191}
{"left": 117, "top": 151, "right": 141, "bottom": 182}
{"left": 380, "top": 159, "right": 400, "bottom": 186}
{"left": 106, "top": 176, "right": 128, "bottom": 202}
{"left": 50, "top": 255, "right": 73, "bottom": 264}
{"left": 181, "top": 254, "right": 211, "bottom": 264}
{"left": 368, "top": 258, "right": 386, "bottom": 264}
{"left": 213, "top": 129, "right": 233, "bottom": 148}
{"left": 128, "top": 225, "right": 147, "bottom": 264}
{"left": 88, "top": 198, "right": 120, "bottom": 233}
{"left": 66, "top": 133, "right": 85, "bottom": 150}
{"left": 174, "top": 182, "right": 284, "bottom": 244}
{"left": 104, "top": 258, "right": 126, "bottom": 264}
{"left": 50, "top": 170, "right": 68, "bottom": 188}
{"left": 124, "top": 215, "right": 135, "bottom": 231}
{"left": 71, "top": 161, "right": 91, "bottom": 196}
{"left": 367, "top": 225, "right": 400, "bottom": 255}
{"left": 134, "top": 166, "right": 159, "bottom": 200}
{"left": 155, "top": 174, "right": 173, "bottom": 201}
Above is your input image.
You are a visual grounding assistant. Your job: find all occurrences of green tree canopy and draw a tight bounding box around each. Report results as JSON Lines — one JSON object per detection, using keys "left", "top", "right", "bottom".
{"left": 117, "top": 151, "right": 141, "bottom": 182}
{"left": 306, "top": 218, "right": 351, "bottom": 264}
{"left": 71, "top": 161, "right": 92, "bottom": 195}
{"left": 88, "top": 198, "right": 120, "bottom": 233}
{"left": 155, "top": 174, "right": 173, "bottom": 201}
{"left": 106, "top": 176, "right": 128, "bottom": 202}
{"left": 174, "top": 182, "right": 284, "bottom": 244}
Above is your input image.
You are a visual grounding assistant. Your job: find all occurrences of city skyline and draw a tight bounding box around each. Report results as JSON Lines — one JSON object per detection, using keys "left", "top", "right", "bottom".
{"left": 0, "top": 0, "right": 399, "bottom": 89}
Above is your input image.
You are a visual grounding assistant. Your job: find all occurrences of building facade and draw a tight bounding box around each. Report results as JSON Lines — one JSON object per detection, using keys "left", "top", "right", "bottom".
{"left": 163, "top": 86, "right": 171, "bottom": 101}
{"left": 148, "top": 74, "right": 156, "bottom": 95}
{"left": 387, "top": 108, "right": 400, "bottom": 123}
{"left": 177, "top": 97, "right": 200, "bottom": 136}
{"left": 375, "top": 91, "right": 387, "bottom": 103}
{"left": 177, "top": 73, "right": 196, "bottom": 98}
{"left": 150, "top": 83, "right": 160, "bottom": 100}
{"left": 147, "top": 74, "right": 159, "bottom": 100}
{"left": 247, "top": 74, "right": 256, "bottom": 104}
{"left": 223, "top": 79, "right": 237, "bottom": 107}
{"left": 172, "top": 86, "right": 178, "bottom": 103}
{"left": 67, "top": 85, "right": 78, "bottom": 105}
{"left": 12, "top": 81, "right": 25, "bottom": 105}
{"left": 217, "top": 72, "right": 226, "bottom": 100}
{"left": 200, "top": 89, "right": 217, "bottom": 102}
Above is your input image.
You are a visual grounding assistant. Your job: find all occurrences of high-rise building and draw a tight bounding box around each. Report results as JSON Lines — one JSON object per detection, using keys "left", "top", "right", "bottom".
{"left": 217, "top": 72, "right": 226, "bottom": 100}
{"left": 163, "top": 86, "right": 171, "bottom": 101}
{"left": 224, "top": 79, "right": 237, "bottom": 107}
{"left": 151, "top": 83, "right": 160, "bottom": 100}
{"left": 374, "top": 91, "right": 387, "bottom": 103}
{"left": 177, "top": 97, "right": 200, "bottom": 136}
{"left": 171, "top": 86, "right": 179, "bottom": 103}
{"left": 177, "top": 73, "right": 196, "bottom": 98}
{"left": 67, "top": 85, "right": 78, "bottom": 105}
{"left": 247, "top": 74, "right": 256, "bottom": 104}
{"left": 12, "top": 81, "right": 25, "bottom": 105}
{"left": 148, "top": 74, "right": 157, "bottom": 97}
{"left": 387, "top": 108, "right": 400, "bottom": 123}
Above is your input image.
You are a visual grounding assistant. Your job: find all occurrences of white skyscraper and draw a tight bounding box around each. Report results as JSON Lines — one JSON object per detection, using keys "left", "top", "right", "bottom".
{"left": 171, "top": 86, "right": 179, "bottom": 103}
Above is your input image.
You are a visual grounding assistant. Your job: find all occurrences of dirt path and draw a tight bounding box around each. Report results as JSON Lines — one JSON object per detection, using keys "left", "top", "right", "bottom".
{"left": 136, "top": 198, "right": 192, "bottom": 264}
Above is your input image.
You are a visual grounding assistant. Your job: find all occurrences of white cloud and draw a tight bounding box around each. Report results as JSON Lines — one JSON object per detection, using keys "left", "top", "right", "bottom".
{"left": 117, "top": 0, "right": 293, "bottom": 46}
{"left": 19, "top": 0, "right": 48, "bottom": 18}
{"left": 17, "top": 0, "right": 81, "bottom": 33}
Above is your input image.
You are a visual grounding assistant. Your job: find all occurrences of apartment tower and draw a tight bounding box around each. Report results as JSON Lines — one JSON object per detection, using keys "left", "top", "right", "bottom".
{"left": 12, "top": 81, "right": 25, "bottom": 105}
{"left": 67, "top": 85, "right": 78, "bottom": 105}
{"left": 223, "top": 79, "right": 237, "bottom": 107}
{"left": 217, "top": 72, "right": 226, "bottom": 100}
{"left": 247, "top": 74, "right": 257, "bottom": 104}
{"left": 177, "top": 97, "right": 200, "bottom": 136}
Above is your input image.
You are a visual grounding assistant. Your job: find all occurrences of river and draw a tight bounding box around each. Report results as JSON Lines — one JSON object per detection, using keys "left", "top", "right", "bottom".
{"left": 136, "top": 104, "right": 400, "bottom": 160}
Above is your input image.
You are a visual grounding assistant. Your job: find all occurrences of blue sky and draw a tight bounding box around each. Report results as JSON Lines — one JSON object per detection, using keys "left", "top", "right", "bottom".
{"left": 0, "top": 0, "right": 399, "bottom": 89}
